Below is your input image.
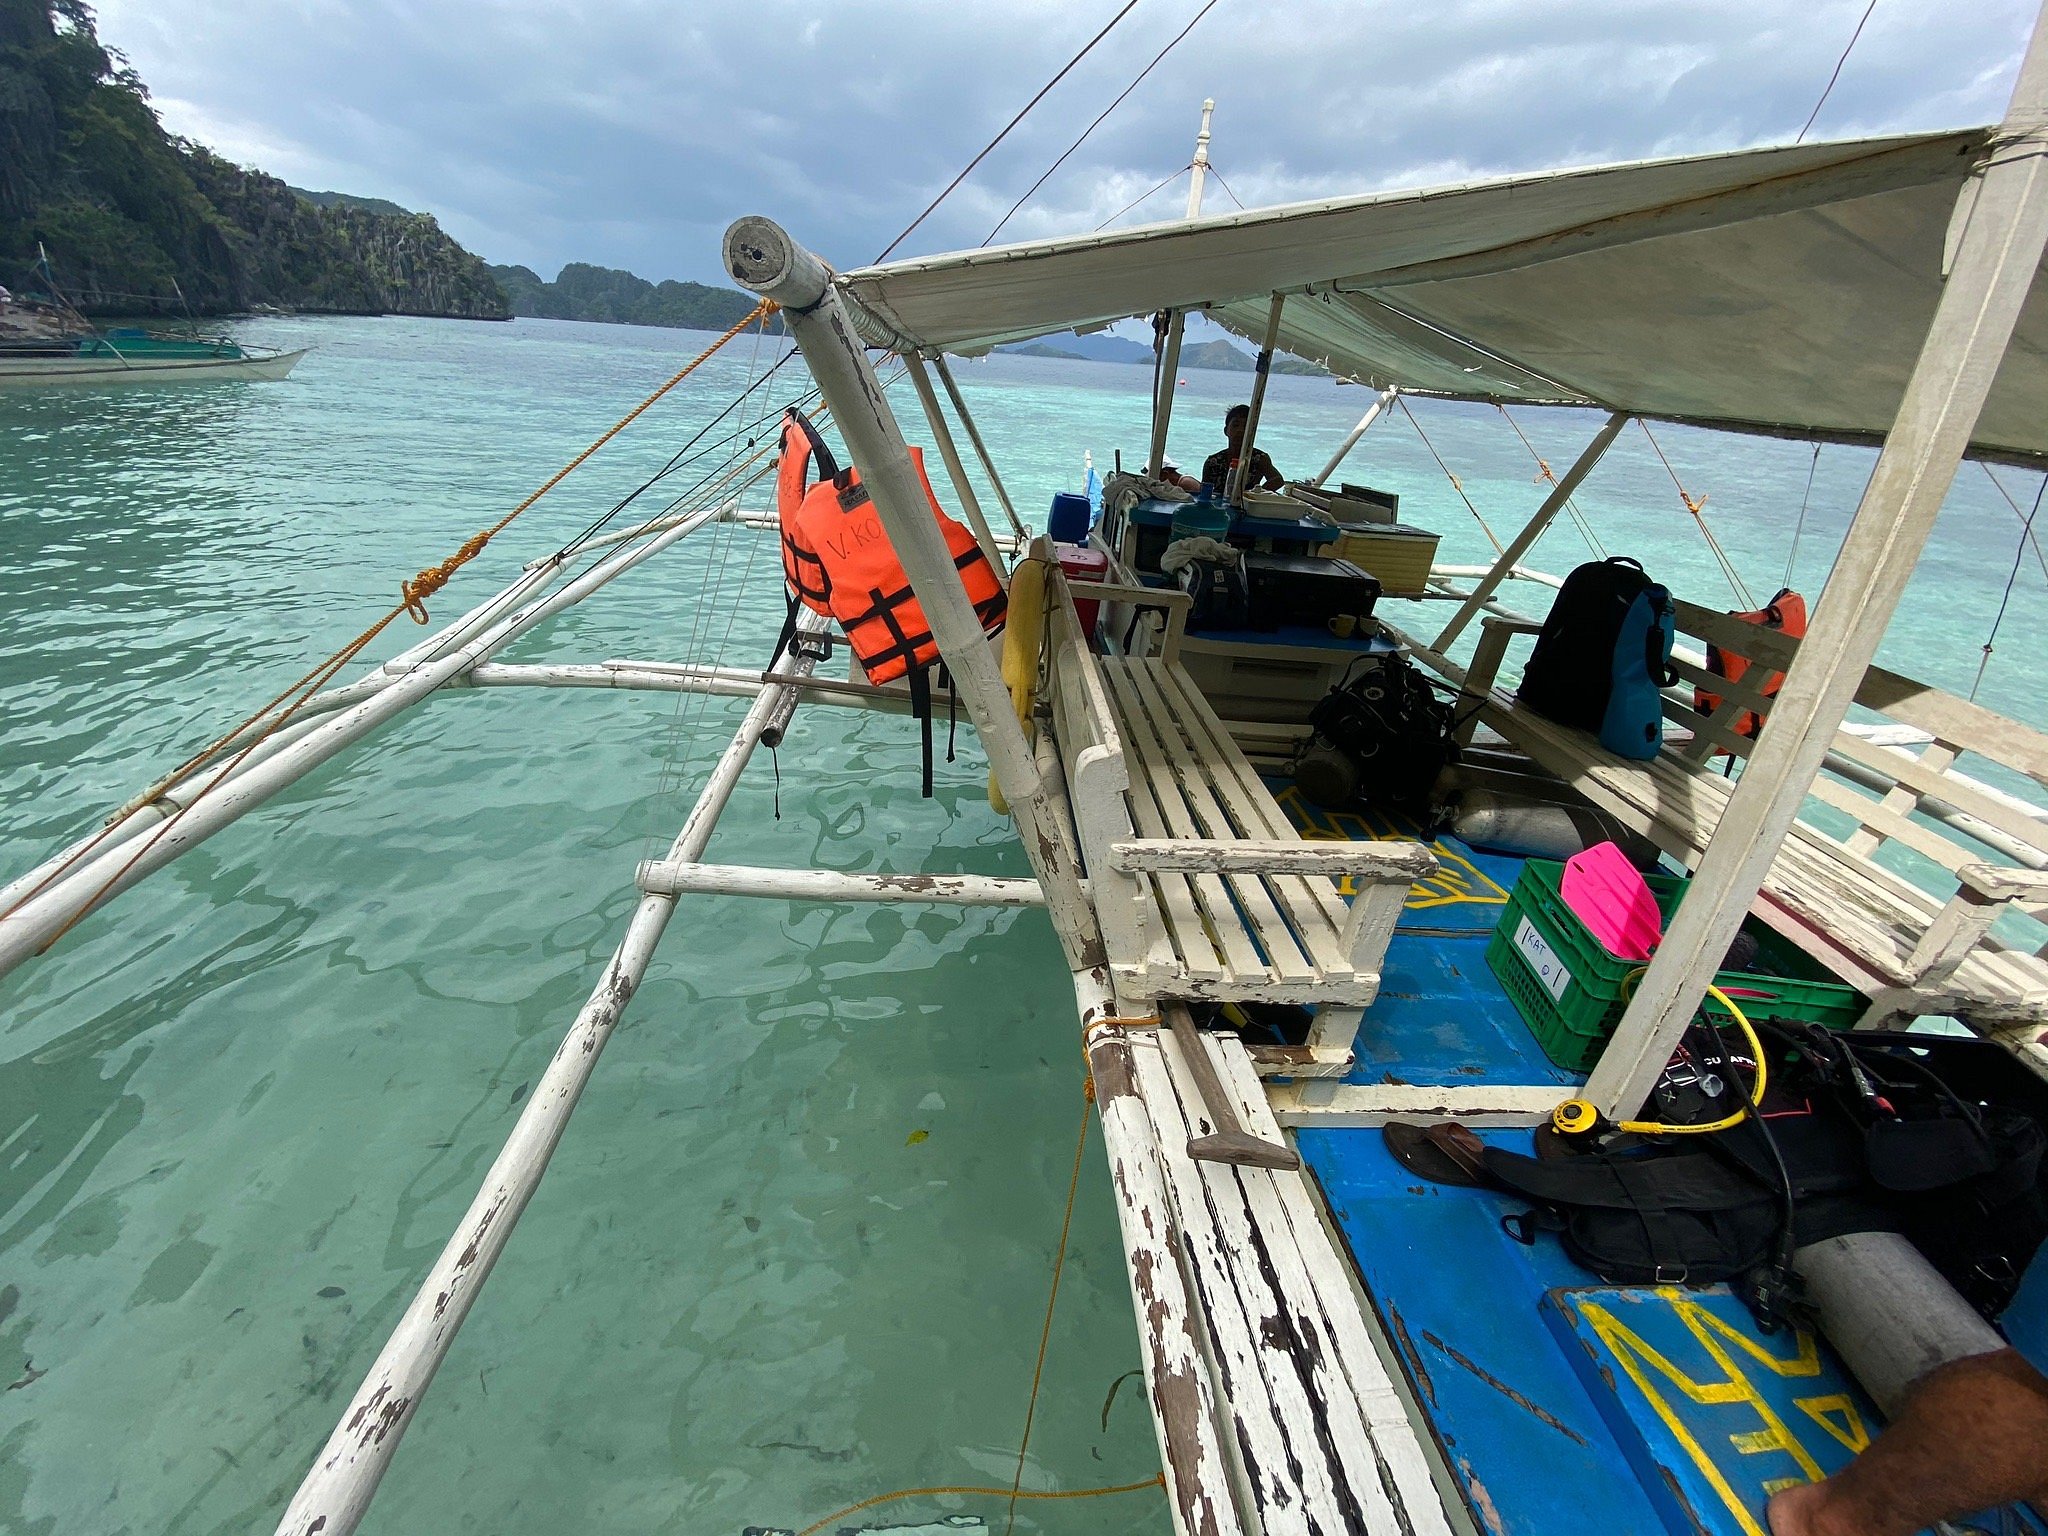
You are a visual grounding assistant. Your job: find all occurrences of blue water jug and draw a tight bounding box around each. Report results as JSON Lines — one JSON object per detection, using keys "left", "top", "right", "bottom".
{"left": 1048, "top": 492, "right": 1091, "bottom": 543}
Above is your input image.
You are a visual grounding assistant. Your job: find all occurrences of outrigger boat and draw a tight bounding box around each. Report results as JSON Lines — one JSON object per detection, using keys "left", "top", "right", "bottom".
{"left": 0, "top": 326, "right": 306, "bottom": 386}
{"left": 7, "top": 11, "right": 2048, "bottom": 1536}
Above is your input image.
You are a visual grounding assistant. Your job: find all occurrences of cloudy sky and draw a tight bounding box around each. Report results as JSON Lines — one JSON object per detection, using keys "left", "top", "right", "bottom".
{"left": 97, "top": 0, "right": 2035, "bottom": 285}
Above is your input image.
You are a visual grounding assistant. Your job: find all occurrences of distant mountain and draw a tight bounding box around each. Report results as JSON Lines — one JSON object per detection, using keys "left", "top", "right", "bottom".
{"left": 0, "top": 1, "right": 507, "bottom": 318}
{"left": 1000, "top": 331, "right": 1327, "bottom": 376}
{"left": 291, "top": 187, "right": 412, "bottom": 219}
{"left": 999, "top": 332, "right": 1153, "bottom": 364}
{"left": 491, "top": 262, "right": 775, "bottom": 332}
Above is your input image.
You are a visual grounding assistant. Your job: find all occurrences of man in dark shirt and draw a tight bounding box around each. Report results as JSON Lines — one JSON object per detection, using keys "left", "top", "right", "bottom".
{"left": 1201, "top": 404, "right": 1284, "bottom": 498}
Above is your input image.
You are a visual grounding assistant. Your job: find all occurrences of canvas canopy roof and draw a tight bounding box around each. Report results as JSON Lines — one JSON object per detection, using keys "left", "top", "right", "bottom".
{"left": 837, "top": 130, "right": 2048, "bottom": 462}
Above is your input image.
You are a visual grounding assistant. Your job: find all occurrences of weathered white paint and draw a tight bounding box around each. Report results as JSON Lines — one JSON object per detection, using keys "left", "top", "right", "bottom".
{"left": 1264, "top": 1081, "right": 1571, "bottom": 1127}
{"left": 1074, "top": 966, "right": 1247, "bottom": 1536}
{"left": 633, "top": 859, "right": 1045, "bottom": 906}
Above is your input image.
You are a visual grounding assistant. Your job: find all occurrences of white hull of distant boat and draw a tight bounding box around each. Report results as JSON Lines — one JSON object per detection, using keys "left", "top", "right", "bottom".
{"left": 0, "top": 347, "right": 307, "bottom": 387}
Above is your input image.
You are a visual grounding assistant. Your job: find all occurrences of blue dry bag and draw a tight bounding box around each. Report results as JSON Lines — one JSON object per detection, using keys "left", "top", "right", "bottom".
{"left": 1599, "top": 583, "right": 1677, "bottom": 761}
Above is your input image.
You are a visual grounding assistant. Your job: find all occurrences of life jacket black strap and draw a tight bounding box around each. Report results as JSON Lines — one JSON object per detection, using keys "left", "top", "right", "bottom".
{"left": 907, "top": 665, "right": 934, "bottom": 797}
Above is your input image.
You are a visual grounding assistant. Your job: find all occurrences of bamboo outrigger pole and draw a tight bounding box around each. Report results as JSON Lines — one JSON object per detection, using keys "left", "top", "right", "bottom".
{"left": 1587, "top": 0, "right": 2048, "bottom": 1119}
{"left": 721, "top": 216, "right": 1099, "bottom": 968}
{"left": 275, "top": 611, "right": 836, "bottom": 1536}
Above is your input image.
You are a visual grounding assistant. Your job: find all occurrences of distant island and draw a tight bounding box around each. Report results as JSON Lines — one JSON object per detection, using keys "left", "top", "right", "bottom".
{"left": 1, "top": 0, "right": 506, "bottom": 319}
{"left": 489, "top": 263, "right": 776, "bottom": 332}
{"left": 999, "top": 332, "right": 1327, "bottom": 376}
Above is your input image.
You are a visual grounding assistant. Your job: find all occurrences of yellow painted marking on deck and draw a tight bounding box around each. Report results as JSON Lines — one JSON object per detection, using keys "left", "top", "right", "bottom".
{"left": 1273, "top": 786, "right": 1509, "bottom": 909}
{"left": 1574, "top": 1288, "right": 1846, "bottom": 1536}
{"left": 1796, "top": 1395, "right": 1871, "bottom": 1455}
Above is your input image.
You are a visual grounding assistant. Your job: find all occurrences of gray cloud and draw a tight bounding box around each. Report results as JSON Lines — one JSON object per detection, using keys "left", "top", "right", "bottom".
{"left": 96, "top": 0, "right": 2033, "bottom": 283}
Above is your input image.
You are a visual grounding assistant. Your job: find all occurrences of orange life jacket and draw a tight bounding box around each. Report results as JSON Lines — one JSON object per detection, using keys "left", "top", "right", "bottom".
{"left": 774, "top": 408, "right": 1005, "bottom": 685}
{"left": 1695, "top": 587, "right": 1807, "bottom": 742}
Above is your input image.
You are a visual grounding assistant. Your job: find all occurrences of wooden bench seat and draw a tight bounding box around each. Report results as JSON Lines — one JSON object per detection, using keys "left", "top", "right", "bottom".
{"left": 1127, "top": 1019, "right": 1454, "bottom": 1536}
{"left": 1047, "top": 574, "right": 1437, "bottom": 1075}
{"left": 1438, "top": 601, "right": 2048, "bottom": 1050}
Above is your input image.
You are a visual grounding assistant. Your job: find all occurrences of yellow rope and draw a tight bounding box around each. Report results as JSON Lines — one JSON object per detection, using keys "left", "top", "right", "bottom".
{"left": 8, "top": 298, "right": 778, "bottom": 940}
{"left": 1399, "top": 397, "right": 1504, "bottom": 553}
{"left": 1003, "top": 1084, "right": 1095, "bottom": 1534}
{"left": 792, "top": 1474, "right": 1165, "bottom": 1536}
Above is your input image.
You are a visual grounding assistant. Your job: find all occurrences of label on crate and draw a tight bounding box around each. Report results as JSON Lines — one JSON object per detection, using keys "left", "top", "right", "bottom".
{"left": 1513, "top": 915, "right": 1573, "bottom": 1002}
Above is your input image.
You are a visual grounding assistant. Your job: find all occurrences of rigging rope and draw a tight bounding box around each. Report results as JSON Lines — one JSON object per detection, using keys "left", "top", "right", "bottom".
{"left": 1797, "top": 0, "right": 1880, "bottom": 143}
{"left": 1785, "top": 442, "right": 1822, "bottom": 589}
{"left": 1398, "top": 397, "right": 1505, "bottom": 553}
{"left": 1970, "top": 471, "right": 2046, "bottom": 701}
{"left": 4, "top": 298, "right": 778, "bottom": 940}
{"left": 1637, "top": 418, "right": 1756, "bottom": 607}
{"left": 1094, "top": 164, "right": 1194, "bottom": 231}
{"left": 1979, "top": 461, "right": 2048, "bottom": 585}
{"left": 981, "top": 0, "right": 1226, "bottom": 246}
{"left": 1495, "top": 403, "right": 1605, "bottom": 557}
{"left": 1205, "top": 164, "right": 1247, "bottom": 211}
{"left": 874, "top": 0, "right": 1143, "bottom": 263}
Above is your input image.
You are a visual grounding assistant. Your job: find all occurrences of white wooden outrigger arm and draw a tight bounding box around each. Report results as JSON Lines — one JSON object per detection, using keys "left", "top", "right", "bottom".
{"left": 274, "top": 610, "right": 835, "bottom": 1536}
{"left": 721, "top": 215, "right": 1099, "bottom": 969}
{"left": 0, "top": 495, "right": 740, "bottom": 978}
{"left": 1587, "top": 0, "right": 2048, "bottom": 1120}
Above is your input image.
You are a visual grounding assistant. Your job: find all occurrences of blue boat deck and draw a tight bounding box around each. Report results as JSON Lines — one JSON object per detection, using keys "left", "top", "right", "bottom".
{"left": 1274, "top": 795, "right": 1883, "bottom": 1536}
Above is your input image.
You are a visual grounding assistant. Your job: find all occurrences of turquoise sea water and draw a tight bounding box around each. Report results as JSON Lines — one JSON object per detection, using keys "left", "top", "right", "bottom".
{"left": 1, "top": 315, "right": 2043, "bottom": 1534}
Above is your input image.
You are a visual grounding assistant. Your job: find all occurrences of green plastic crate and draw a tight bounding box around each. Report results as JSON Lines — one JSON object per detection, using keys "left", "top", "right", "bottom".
{"left": 1484, "top": 858, "right": 1867, "bottom": 1072}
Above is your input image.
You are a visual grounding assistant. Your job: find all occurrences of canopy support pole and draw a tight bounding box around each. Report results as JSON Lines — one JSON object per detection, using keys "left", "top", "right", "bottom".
{"left": 1224, "top": 293, "right": 1287, "bottom": 506}
{"left": 1308, "top": 386, "right": 1398, "bottom": 488}
{"left": 1149, "top": 309, "right": 1188, "bottom": 478}
{"left": 723, "top": 216, "right": 1098, "bottom": 969}
{"left": 1585, "top": 7, "right": 2048, "bottom": 1121}
{"left": 904, "top": 350, "right": 1005, "bottom": 567}
{"left": 1433, "top": 411, "right": 1629, "bottom": 651}
{"left": 930, "top": 352, "right": 1026, "bottom": 539}
{"left": 274, "top": 611, "right": 833, "bottom": 1536}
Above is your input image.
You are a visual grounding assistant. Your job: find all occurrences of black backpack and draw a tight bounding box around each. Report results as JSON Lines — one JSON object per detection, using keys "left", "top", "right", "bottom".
{"left": 1518, "top": 557, "right": 1675, "bottom": 744}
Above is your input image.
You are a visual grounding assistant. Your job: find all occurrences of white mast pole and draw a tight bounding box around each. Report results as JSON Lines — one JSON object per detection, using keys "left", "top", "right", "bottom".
{"left": 1145, "top": 98, "right": 1214, "bottom": 479}
{"left": 721, "top": 216, "right": 1098, "bottom": 967}
{"left": 1307, "top": 385, "right": 1399, "bottom": 488}
{"left": 1586, "top": 2, "right": 2048, "bottom": 1120}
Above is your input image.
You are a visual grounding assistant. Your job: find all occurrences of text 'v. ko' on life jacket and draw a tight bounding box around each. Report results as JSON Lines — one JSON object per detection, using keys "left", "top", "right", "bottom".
{"left": 1695, "top": 588, "right": 1807, "bottom": 746}
{"left": 774, "top": 406, "right": 1007, "bottom": 687}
